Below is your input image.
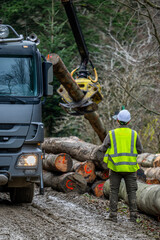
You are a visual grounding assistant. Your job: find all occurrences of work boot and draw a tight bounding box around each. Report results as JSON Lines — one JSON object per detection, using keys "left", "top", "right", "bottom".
{"left": 107, "top": 212, "right": 117, "bottom": 223}
{"left": 130, "top": 212, "right": 137, "bottom": 222}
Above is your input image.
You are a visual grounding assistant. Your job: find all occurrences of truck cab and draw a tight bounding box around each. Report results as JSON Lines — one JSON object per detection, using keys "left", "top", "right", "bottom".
{"left": 0, "top": 24, "right": 53, "bottom": 203}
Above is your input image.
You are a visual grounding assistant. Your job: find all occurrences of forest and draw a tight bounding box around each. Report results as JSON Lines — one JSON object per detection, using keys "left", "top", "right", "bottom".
{"left": 1, "top": 0, "right": 160, "bottom": 153}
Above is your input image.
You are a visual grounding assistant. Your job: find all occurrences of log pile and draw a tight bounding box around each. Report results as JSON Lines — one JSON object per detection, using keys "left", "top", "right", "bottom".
{"left": 42, "top": 137, "right": 160, "bottom": 217}
{"left": 42, "top": 136, "right": 108, "bottom": 196}
{"left": 137, "top": 153, "right": 160, "bottom": 184}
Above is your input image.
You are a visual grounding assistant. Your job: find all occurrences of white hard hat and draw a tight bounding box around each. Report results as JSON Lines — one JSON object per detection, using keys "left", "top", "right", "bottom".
{"left": 117, "top": 110, "right": 131, "bottom": 123}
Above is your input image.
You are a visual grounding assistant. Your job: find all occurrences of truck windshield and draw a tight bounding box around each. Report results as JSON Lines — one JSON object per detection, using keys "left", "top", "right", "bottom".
{"left": 0, "top": 56, "right": 37, "bottom": 97}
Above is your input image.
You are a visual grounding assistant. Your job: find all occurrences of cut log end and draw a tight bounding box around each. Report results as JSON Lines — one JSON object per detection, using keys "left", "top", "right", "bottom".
{"left": 74, "top": 161, "right": 96, "bottom": 183}
{"left": 55, "top": 153, "right": 73, "bottom": 172}
{"left": 92, "top": 180, "right": 106, "bottom": 198}
{"left": 153, "top": 155, "right": 160, "bottom": 167}
{"left": 43, "top": 153, "right": 73, "bottom": 173}
{"left": 146, "top": 178, "right": 160, "bottom": 184}
{"left": 59, "top": 172, "right": 87, "bottom": 193}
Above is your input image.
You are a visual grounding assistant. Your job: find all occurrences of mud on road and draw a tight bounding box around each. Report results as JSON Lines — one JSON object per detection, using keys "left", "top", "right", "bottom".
{"left": 0, "top": 187, "right": 159, "bottom": 240}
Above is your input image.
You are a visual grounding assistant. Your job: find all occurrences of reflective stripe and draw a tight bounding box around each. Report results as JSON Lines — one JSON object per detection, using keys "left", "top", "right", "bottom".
{"left": 131, "top": 130, "right": 134, "bottom": 154}
{"left": 111, "top": 130, "right": 117, "bottom": 154}
{"left": 109, "top": 158, "right": 137, "bottom": 166}
{"left": 105, "top": 153, "right": 137, "bottom": 157}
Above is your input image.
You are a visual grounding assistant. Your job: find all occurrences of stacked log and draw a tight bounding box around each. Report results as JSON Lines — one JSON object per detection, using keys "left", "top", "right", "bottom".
{"left": 103, "top": 180, "right": 160, "bottom": 217}
{"left": 42, "top": 137, "right": 160, "bottom": 217}
{"left": 43, "top": 153, "right": 73, "bottom": 172}
{"left": 42, "top": 136, "right": 109, "bottom": 197}
{"left": 42, "top": 136, "right": 107, "bottom": 169}
{"left": 137, "top": 153, "right": 160, "bottom": 184}
{"left": 43, "top": 170, "right": 87, "bottom": 193}
{"left": 92, "top": 180, "right": 106, "bottom": 198}
{"left": 72, "top": 160, "right": 96, "bottom": 183}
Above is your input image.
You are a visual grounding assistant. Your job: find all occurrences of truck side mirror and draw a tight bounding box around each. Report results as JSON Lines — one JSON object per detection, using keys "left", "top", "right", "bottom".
{"left": 42, "top": 61, "right": 53, "bottom": 96}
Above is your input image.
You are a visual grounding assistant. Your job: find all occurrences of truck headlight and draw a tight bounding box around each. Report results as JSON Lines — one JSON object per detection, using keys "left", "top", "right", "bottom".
{"left": 17, "top": 154, "right": 38, "bottom": 167}
{"left": 0, "top": 25, "right": 9, "bottom": 39}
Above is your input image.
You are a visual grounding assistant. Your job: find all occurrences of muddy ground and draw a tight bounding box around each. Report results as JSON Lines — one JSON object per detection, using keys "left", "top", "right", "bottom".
{"left": 0, "top": 186, "right": 159, "bottom": 240}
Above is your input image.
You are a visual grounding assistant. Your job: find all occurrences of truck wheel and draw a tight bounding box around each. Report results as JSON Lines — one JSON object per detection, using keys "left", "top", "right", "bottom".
{"left": 10, "top": 184, "right": 34, "bottom": 203}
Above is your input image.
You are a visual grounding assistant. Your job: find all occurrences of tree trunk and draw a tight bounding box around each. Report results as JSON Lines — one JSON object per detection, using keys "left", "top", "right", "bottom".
{"left": 42, "top": 136, "right": 108, "bottom": 169}
{"left": 146, "top": 179, "right": 160, "bottom": 184}
{"left": 144, "top": 167, "right": 160, "bottom": 182}
{"left": 43, "top": 153, "right": 73, "bottom": 173}
{"left": 47, "top": 53, "right": 106, "bottom": 142}
{"left": 103, "top": 179, "right": 160, "bottom": 217}
{"left": 72, "top": 160, "right": 96, "bottom": 183}
{"left": 43, "top": 170, "right": 87, "bottom": 193}
{"left": 92, "top": 180, "right": 106, "bottom": 198}
{"left": 137, "top": 153, "right": 155, "bottom": 167}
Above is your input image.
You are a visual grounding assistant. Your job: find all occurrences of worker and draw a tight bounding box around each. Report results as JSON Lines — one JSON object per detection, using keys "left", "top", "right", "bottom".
{"left": 99, "top": 109, "right": 143, "bottom": 222}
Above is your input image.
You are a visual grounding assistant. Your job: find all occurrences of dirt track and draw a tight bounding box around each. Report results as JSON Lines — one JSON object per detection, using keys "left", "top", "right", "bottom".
{"left": 0, "top": 187, "right": 159, "bottom": 240}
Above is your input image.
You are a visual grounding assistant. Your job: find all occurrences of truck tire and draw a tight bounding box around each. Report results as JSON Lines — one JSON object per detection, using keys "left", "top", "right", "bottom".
{"left": 10, "top": 183, "right": 34, "bottom": 203}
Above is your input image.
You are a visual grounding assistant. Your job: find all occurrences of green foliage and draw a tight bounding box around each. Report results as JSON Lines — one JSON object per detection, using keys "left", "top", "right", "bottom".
{"left": 0, "top": 0, "right": 138, "bottom": 138}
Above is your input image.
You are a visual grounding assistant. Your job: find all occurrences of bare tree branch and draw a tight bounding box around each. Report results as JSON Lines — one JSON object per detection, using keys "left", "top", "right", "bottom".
{"left": 143, "top": 0, "right": 160, "bottom": 10}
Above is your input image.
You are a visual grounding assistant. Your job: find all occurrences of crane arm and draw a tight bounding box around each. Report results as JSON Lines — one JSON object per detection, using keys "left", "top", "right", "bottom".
{"left": 61, "top": 0, "right": 89, "bottom": 66}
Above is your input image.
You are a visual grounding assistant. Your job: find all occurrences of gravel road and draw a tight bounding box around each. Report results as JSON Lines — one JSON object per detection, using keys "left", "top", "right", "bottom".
{"left": 0, "top": 187, "right": 159, "bottom": 240}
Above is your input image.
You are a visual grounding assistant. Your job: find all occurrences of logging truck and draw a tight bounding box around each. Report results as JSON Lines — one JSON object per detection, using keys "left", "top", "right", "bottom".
{"left": 0, "top": 23, "right": 53, "bottom": 203}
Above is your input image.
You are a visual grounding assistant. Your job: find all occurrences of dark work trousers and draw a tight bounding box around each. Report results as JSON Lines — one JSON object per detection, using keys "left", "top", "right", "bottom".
{"left": 109, "top": 170, "right": 138, "bottom": 213}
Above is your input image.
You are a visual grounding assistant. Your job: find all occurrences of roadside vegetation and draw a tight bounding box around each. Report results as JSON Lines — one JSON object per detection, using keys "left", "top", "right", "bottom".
{"left": 1, "top": 0, "right": 160, "bottom": 152}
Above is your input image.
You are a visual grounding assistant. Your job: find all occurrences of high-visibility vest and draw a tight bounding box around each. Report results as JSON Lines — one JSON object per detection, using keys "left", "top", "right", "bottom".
{"left": 103, "top": 128, "right": 139, "bottom": 172}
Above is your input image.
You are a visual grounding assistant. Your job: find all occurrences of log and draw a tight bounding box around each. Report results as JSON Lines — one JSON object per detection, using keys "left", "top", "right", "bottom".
{"left": 47, "top": 53, "right": 106, "bottom": 142}
{"left": 153, "top": 154, "right": 160, "bottom": 167}
{"left": 42, "top": 136, "right": 108, "bottom": 169}
{"left": 137, "top": 153, "right": 155, "bottom": 167}
{"left": 103, "top": 179, "right": 160, "bottom": 217}
{"left": 72, "top": 160, "right": 96, "bottom": 183}
{"left": 144, "top": 167, "right": 160, "bottom": 182}
{"left": 92, "top": 180, "right": 106, "bottom": 198}
{"left": 43, "top": 170, "right": 87, "bottom": 193}
{"left": 146, "top": 178, "right": 160, "bottom": 184}
{"left": 43, "top": 153, "right": 73, "bottom": 173}
{"left": 96, "top": 169, "right": 109, "bottom": 180}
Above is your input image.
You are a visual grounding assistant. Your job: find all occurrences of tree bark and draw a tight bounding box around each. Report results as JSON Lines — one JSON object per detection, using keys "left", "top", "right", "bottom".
{"left": 92, "top": 180, "right": 106, "bottom": 198}
{"left": 144, "top": 167, "right": 160, "bottom": 182}
{"left": 103, "top": 179, "right": 160, "bottom": 217}
{"left": 72, "top": 160, "right": 96, "bottom": 183}
{"left": 42, "top": 136, "right": 108, "bottom": 169}
{"left": 137, "top": 153, "right": 155, "bottom": 167}
{"left": 47, "top": 53, "right": 106, "bottom": 142}
{"left": 43, "top": 153, "right": 73, "bottom": 173}
{"left": 43, "top": 170, "right": 87, "bottom": 193}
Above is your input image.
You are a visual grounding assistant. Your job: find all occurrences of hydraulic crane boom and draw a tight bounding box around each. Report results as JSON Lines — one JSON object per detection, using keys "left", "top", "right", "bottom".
{"left": 58, "top": 0, "right": 103, "bottom": 115}
{"left": 61, "top": 0, "right": 89, "bottom": 66}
